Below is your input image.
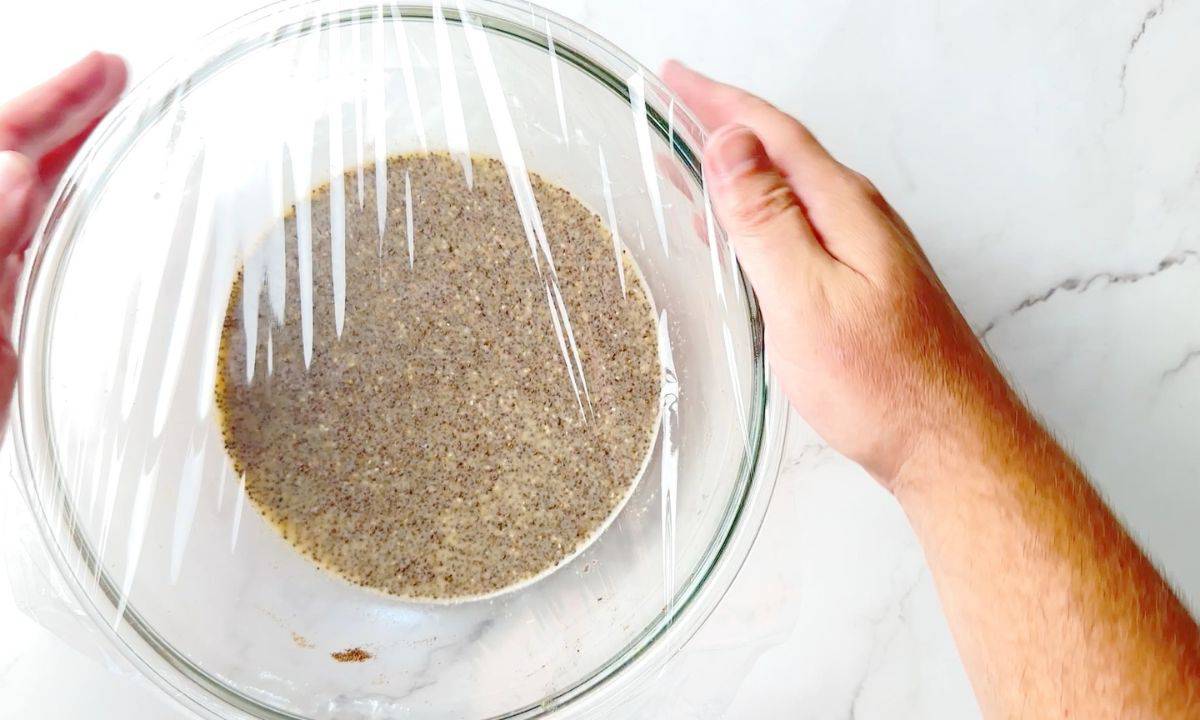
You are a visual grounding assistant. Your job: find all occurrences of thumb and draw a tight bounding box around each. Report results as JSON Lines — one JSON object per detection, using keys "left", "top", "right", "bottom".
{"left": 0, "top": 151, "right": 38, "bottom": 257}
{"left": 705, "top": 125, "right": 830, "bottom": 309}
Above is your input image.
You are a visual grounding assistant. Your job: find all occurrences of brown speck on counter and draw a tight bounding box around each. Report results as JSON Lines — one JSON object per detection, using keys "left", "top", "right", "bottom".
{"left": 292, "top": 632, "right": 314, "bottom": 649}
{"left": 215, "top": 153, "right": 660, "bottom": 601}
{"left": 331, "top": 647, "right": 373, "bottom": 663}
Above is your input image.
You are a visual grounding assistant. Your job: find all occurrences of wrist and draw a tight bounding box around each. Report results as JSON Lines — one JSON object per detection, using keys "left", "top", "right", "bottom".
{"left": 889, "top": 368, "right": 1042, "bottom": 507}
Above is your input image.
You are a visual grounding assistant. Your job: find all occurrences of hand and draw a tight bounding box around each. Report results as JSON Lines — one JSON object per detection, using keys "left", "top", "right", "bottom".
{"left": 663, "top": 61, "right": 1015, "bottom": 488}
{"left": 664, "top": 62, "right": 1200, "bottom": 718}
{"left": 0, "top": 52, "right": 127, "bottom": 427}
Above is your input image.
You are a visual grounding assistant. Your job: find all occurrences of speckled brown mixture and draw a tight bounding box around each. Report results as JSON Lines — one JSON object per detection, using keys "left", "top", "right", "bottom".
{"left": 216, "top": 153, "right": 660, "bottom": 601}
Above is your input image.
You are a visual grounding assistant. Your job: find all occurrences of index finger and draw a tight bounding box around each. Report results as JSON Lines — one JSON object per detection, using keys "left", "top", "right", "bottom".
{"left": 0, "top": 52, "right": 127, "bottom": 159}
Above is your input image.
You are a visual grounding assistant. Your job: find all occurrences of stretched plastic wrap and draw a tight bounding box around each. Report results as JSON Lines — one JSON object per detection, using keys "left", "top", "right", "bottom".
{"left": 8, "top": 1, "right": 791, "bottom": 717}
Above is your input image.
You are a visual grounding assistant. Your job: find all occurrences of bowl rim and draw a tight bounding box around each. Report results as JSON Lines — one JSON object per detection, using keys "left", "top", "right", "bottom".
{"left": 10, "top": 1, "right": 789, "bottom": 718}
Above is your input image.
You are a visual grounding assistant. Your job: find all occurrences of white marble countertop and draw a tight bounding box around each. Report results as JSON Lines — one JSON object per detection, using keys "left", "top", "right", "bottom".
{"left": 2, "top": 0, "right": 1198, "bottom": 717}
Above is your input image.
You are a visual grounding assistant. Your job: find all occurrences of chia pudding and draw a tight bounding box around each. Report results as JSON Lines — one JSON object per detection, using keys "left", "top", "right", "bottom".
{"left": 216, "top": 152, "right": 660, "bottom": 601}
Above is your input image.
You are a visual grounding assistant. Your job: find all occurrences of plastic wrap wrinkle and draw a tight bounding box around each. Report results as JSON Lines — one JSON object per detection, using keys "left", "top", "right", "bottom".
{"left": 120, "top": 90, "right": 186, "bottom": 421}
{"left": 352, "top": 11, "right": 367, "bottom": 206}
{"left": 391, "top": 2, "right": 429, "bottom": 151}
{"left": 371, "top": 3, "right": 389, "bottom": 246}
{"left": 230, "top": 472, "right": 247, "bottom": 551}
{"left": 545, "top": 17, "right": 570, "bottom": 146}
{"left": 627, "top": 70, "right": 670, "bottom": 258}
{"left": 704, "top": 182, "right": 726, "bottom": 308}
{"left": 288, "top": 18, "right": 324, "bottom": 369}
{"left": 266, "top": 149, "right": 289, "bottom": 326}
{"left": 432, "top": 0, "right": 474, "bottom": 188}
{"left": 95, "top": 437, "right": 126, "bottom": 582}
{"left": 120, "top": 282, "right": 155, "bottom": 420}
{"left": 90, "top": 427, "right": 122, "bottom": 535}
{"left": 404, "top": 168, "right": 415, "bottom": 267}
{"left": 168, "top": 435, "right": 207, "bottom": 584}
{"left": 266, "top": 322, "right": 275, "bottom": 375}
{"left": 241, "top": 230, "right": 266, "bottom": 381}
{"left": 196, "top": 189, "right": 239, "bottom": 419}
{"left": 82, "top": 434, "right": 104, "bottom": 523}
{"left": 723, "top": 323, "right": 750, "bottom": 453}
{"left": 597, "top": 146, "right": 626, "bottom": 297}
{"left": 543, "top": 283, "right": 586, "bottom": 420}
{"left": 549, "top": 278, "right": 593, "bottom": 414}
{"left": 215, "top": 450, "right": 231, "bottom": 510}
{"left": 658, "top": 309, "right": 679, "bottom": 611}
{"left": 327, "top": 1, "right": 348, "bottom": 338}
{"left": 113, "top": 455, "right": 160, "bottom": 628}
{"left": 60, "top": 431, "right": 86, "bottom": 556}
{"left": 726, "top": 216, "right": 742, "bottom": 303}
{"left": 149, "top": 145, "right": 210, "bottom": 436}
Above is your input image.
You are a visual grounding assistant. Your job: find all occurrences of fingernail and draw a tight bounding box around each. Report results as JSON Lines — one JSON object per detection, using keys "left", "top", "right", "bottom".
{"left": 103, "top": 52, "right": 130, "bottom": 84}
{"left": 709, "top": 125, "right": 770, "bottom": 181}
{"left": 70, "top": 50, "right": 107, "bottom": 76}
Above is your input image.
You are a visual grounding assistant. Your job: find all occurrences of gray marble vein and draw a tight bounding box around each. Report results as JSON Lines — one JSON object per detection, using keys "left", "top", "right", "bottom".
{"left": 1161, "top": 348, "right": 1200, "bottom": 382}
{"left": 1119, "top": 0, "right": 1171, "bottom": 109}
{"left": 789, "top": 442, "right": 831, "bottom": 469}
{"left": 846, "top": 568, "right": 926, "bottom": 720}
{"left": 977, "top": 250, "right": 1198, "bottom": 340}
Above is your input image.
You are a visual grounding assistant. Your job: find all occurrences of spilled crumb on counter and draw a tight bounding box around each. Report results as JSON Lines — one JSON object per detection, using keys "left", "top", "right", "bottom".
{"left": 331, "top": 647, "right": 373, "bottom": 663}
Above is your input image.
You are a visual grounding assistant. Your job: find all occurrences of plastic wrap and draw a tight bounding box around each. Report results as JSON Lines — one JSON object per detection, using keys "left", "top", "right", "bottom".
{"left": 8, "top": 1, "right": 791, "bottom": 717}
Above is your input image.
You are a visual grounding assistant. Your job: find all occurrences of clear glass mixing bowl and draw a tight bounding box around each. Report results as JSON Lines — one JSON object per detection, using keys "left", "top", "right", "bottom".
{"left": 12, "top": 1, "right": 790, "bottom": 717}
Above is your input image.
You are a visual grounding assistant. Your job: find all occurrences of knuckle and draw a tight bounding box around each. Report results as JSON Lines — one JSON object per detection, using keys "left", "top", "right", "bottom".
{"left": 841, "top": 168, "right": 880, "bottom": 198}
{"left": 733, "top": 92, "right": 762, "bottom": 113}
{"left": 733, "top": 93, "right": 778, "bottom": 120}
{"left": 0, "top": 147, "right": 34, "bottom": 178}
{"left": 57, "top": 81, "right": 94, "bottom": 110}
{"left": 730, "top": 182, "right": 799, "bottom": 230}
{"left": 0, "top": 124, "right": 16, "bottom": 152}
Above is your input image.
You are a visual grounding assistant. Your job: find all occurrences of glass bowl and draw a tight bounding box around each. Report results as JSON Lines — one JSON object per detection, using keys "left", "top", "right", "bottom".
{"left": 11, "top": 1, "right": 790, "bottom": 717}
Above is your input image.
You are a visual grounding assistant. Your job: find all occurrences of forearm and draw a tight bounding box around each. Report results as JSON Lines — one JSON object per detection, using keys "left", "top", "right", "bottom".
{"left": 896, "top": 389, "right": 1200, "bottom": 718}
